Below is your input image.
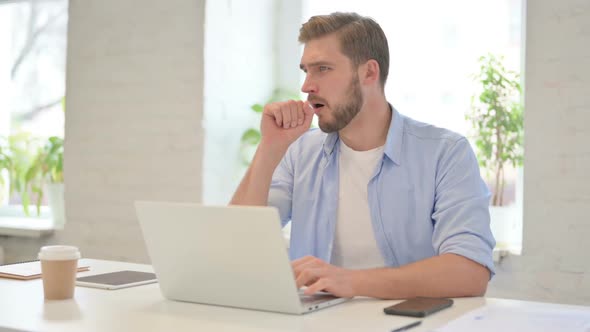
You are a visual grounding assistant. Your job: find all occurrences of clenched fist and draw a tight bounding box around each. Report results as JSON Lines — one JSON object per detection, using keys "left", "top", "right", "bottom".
{"left": 260, "top": 100, "right": 314, "bottom": 150}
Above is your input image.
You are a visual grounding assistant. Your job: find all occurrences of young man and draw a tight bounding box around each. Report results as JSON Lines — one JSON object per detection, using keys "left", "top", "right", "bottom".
{"left": 231, "top": 12, "right": 495, "bottom": 299}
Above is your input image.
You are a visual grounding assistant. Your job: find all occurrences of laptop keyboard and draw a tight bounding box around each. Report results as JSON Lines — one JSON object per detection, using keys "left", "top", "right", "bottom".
{"left": 298, "top": 290, "right": 339, "bottom": 305}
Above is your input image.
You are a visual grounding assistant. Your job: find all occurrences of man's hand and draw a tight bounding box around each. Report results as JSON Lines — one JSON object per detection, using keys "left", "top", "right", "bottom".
{"left": 260, "top": 100, "right": 314, "bottom": 152}
{"left": 291, "top": 256, "right": 359, "bottom": 298}
{"left": 229, "top": 100, "right": 313, "bottom": 206}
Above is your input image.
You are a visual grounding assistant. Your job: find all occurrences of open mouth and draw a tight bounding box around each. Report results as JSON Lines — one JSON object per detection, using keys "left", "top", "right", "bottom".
{"left": 308, "top": 97, "right": 328, "bottom": 114}
{"left": 312, "top": 103, "right": 326, "bottom": 112}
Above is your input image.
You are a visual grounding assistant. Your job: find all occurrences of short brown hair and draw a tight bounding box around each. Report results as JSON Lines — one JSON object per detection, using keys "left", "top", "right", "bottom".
{"left": 299, "top": 12, "right": 390, "bottom": 89}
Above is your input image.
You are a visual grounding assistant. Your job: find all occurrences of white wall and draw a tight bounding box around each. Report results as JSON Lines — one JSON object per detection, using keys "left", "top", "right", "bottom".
{"left": 0, "top": 0, "right": 205, "bottom": 263}
{"left": 63, "top": 0, "right": 205, "bottom": 262}
{"left": 276, "top": 0, "right": 305, "bottom": 92}
{"left": 487, "top": 0, "right": 590, "bottom": 305}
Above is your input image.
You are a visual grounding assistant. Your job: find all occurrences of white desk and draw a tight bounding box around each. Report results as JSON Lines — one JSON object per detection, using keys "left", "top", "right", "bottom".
{"left": 0, "top": 259, "right": 588, "bottom": 332}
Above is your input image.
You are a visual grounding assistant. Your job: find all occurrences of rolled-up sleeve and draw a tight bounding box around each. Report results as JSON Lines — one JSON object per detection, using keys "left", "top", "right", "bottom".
{"left": 431, "top": 137, "right": 496, "bottom": 277}
{"left": 268, "top": 148, "right": 295, "bottom": 227}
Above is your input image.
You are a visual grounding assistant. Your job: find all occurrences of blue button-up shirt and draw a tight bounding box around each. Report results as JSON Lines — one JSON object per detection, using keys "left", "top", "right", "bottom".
{"left": 268, "top": 107, "right": 496, "bottom": 275}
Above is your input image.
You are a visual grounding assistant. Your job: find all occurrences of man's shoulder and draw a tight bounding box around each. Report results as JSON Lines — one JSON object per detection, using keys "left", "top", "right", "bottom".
{"left": 394, "top": 112, "right": 477, "bottom": 171}
{"left": 400, "top": 113, "right": 464, "bottom": 145}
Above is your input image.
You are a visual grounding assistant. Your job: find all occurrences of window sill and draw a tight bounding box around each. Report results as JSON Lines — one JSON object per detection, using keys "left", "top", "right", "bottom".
{"left": 0, "top": 217, "right": 55, "bottom": 238}
{"left": 493, "top": 245, "right": 522, "bottom": 263}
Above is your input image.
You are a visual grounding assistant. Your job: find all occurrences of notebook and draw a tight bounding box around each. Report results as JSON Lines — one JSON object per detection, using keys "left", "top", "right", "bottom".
{"left": 0, "top": 260, "right": 90, "bottom": 280}
{"left": 76, "top": 271, "right": 157, "bottom": 290}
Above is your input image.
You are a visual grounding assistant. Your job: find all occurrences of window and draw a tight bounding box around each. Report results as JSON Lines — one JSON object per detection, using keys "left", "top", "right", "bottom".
{"left": 303, "top": 0, "right": 524, "bottom": 252}
{"left": 0, "top": 0, "right": 68, "bottom": 219}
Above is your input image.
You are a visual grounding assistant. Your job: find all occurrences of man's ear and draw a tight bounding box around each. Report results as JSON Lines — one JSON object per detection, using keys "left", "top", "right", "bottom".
{"left": 359, "top": 59, "right": 380, "bottom": 86}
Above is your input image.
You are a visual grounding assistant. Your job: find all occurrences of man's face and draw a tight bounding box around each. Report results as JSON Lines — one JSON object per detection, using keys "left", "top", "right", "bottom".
{"left": 300, "top": 34, "right": 364, "bottom": 133}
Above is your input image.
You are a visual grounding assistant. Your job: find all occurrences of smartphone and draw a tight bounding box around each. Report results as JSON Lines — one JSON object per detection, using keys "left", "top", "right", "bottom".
{"left": 383, "top": 297, "right": 453, "bottom": 317}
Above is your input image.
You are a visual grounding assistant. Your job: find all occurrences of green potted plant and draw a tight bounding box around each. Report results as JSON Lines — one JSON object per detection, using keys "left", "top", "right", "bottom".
{"left": 466, "top": 53, "right": 524, "bottom": 247}
{"left": 4, "top": 133, "right": 43, "bottom": 215}
{"left": 0, "top": 137, "right": 11, "bottom": 206}
{"left": 2, "top": 134, "right": 64, "bottom": 226}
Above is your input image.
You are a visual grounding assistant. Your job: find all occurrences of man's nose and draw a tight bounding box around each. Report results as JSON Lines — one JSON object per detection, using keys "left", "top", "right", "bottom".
{"left": 301, "top": 76, "right": 318, "bottom": 94}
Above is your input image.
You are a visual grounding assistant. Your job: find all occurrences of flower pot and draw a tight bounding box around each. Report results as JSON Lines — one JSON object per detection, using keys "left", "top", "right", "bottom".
{"left": 489, "top": 205, "right": 513, "bottom": 246}
{"left": 488, "top": 167, "right": 524, "bottom": 251}
{"left": 46, "top": 183, "right": 66, "bottom": 229}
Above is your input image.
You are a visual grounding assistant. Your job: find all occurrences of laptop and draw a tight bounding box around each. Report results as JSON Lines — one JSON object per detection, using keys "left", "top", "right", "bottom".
{"left": 134, "top": 201, "right": 349, "bottom": 315}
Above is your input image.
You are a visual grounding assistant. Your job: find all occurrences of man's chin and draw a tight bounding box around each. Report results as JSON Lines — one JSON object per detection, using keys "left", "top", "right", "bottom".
{"left": 318, "top": 119, "right": 340, "bottom": 133}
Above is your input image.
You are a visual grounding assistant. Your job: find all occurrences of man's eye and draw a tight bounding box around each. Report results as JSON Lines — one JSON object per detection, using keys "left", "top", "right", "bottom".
{"left": 319, "top": 66, "right": 329, "bottom": 72}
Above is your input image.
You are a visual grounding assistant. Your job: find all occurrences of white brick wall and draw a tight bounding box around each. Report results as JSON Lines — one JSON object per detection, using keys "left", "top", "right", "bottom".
{"left": 57, "top": 0, "right": 205, "bottom": 263}
{"left": 487, "top": 0, "right": 590, "bottom": 305}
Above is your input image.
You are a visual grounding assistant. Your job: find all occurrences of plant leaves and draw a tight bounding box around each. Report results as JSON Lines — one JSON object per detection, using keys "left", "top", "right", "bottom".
{"left": 251, "top": 104, "right": 264, "bottom": 113}
{"left": 466, "top": 53, "right": 524, "bottom": 205}
{"left": 240, "top": 128, "right": 261, "bottom": 145}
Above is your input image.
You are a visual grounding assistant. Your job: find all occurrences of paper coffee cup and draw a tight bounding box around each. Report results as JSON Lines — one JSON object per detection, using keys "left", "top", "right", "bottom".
{"left": 38, "top": 246, "right": 81, "bottom": 300}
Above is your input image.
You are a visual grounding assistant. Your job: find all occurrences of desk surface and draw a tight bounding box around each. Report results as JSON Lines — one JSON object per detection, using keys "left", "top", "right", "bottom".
{"left": 0, "top": 259, "right": 588, "bottom": 332}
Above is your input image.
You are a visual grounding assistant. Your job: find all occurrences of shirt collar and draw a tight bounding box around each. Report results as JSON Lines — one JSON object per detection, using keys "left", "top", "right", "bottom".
{"left": 322, "top": 131, "right": 339, "bottom": 157}
{"left": 384, "top": 105, "right": 404, "bottom": 165}
{"left": 321, "top": 103, "right": 404, "bottom": 165}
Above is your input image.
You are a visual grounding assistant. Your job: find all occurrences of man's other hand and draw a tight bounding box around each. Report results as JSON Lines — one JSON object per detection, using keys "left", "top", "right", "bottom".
{"left": 291, "top": 255, "right": 358, "bottom": 298}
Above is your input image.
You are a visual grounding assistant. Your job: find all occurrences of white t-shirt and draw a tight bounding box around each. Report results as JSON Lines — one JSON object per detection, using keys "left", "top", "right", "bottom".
{"left": 331, "top": 139, "right": 386, "bottom": 269}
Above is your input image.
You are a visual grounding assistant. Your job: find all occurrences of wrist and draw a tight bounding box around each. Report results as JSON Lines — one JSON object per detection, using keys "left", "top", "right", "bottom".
{"left": 350, "top": 268, "right": 399, "bottom": 298}
{"left": 258, "top": 137, "right": 290, "bottom": 157}
{"left": 350, "top": 269, "right": 368, "bottom": 297}
{"left": 250, "top": 140, "right": 287, "bottom": 170}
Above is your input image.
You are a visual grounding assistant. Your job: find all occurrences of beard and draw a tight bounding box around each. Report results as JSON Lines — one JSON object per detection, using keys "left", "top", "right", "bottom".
{"left": 319, "top": 74, "right": 363, "bottom": 133}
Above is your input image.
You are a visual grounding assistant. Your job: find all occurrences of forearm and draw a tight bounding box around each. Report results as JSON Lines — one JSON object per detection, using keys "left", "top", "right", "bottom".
{"left": 230, "top": 141, "right": 287, "bottom": 206}
{"left": 353, "top": 253, "right": 490, "bottom": 299}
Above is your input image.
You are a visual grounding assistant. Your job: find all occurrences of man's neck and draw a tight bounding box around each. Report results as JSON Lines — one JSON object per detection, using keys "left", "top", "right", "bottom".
{"left": 339, "top": 97, "right": 392, "bottom": 151}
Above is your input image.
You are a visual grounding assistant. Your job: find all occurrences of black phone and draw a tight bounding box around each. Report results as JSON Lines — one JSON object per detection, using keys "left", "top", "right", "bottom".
{"left": 383, "top": 297, "right": 453, "bottom": 317}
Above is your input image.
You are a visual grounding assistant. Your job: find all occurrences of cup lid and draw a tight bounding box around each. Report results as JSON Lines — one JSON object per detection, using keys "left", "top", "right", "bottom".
{"left": 38, "top": 245, "right": 81, "bottom": 261}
